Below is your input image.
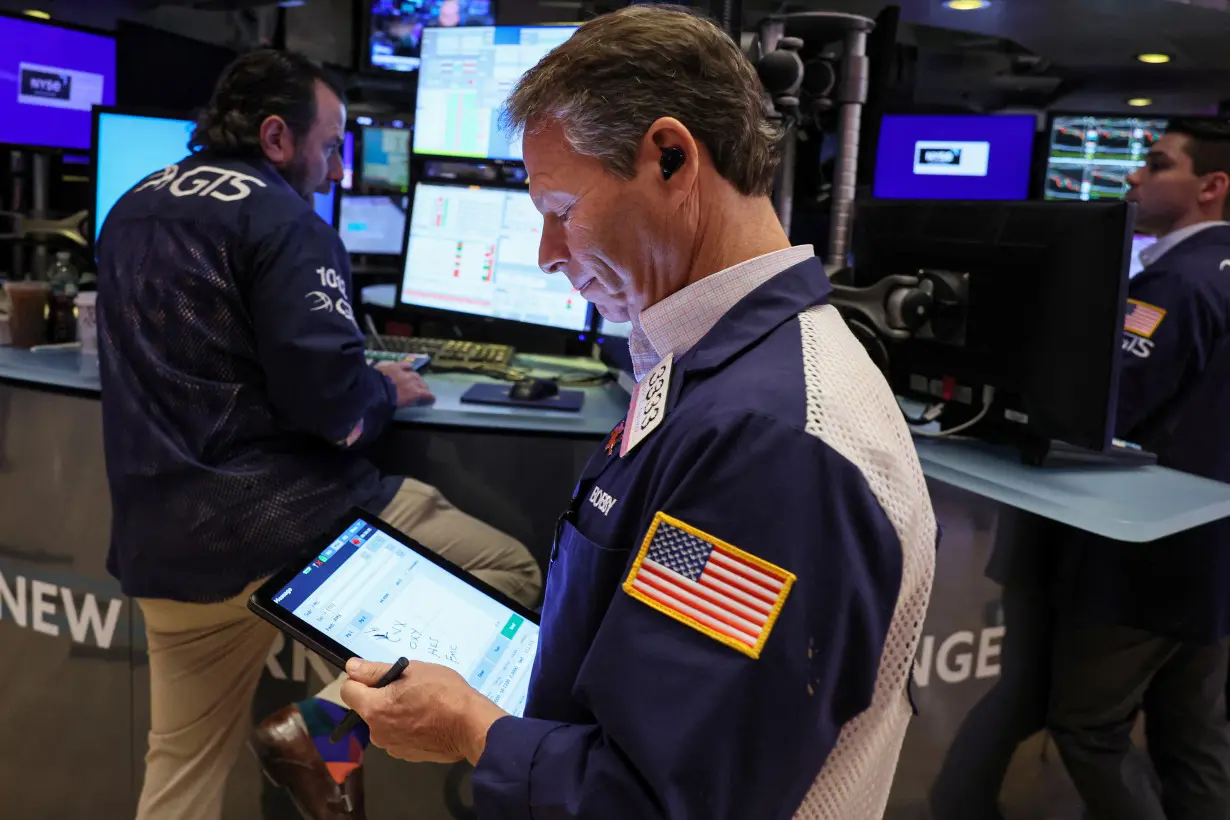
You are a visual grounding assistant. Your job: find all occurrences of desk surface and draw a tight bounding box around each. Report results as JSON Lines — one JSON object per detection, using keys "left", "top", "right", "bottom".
{"left": 916, "top": 438, "right": 1230, "bottom": 543}
{"left": 4, "top": 346, "right": 1230, "bottom": 540}
{"left": 0, "top": 347, "right": 628, "bottom": 437}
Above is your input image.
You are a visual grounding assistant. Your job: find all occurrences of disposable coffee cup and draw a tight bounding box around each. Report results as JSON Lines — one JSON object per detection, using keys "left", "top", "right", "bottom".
{"left": 75, "top": 291, "right": 98, "bottom": 355}
{"left": 3, "top": 281, "right": 50, "bottom": 348}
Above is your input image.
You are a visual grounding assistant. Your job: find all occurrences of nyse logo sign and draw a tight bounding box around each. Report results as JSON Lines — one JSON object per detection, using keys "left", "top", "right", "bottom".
{"left": 17, "top": 62, "right": 106, "bottom": 112}
{"left": 21, "top": 68, "right": 71, "bottom": 101}
{"left": 914, "top": 140, "right": 992, "bottom": 178}
{"left": 919, "top": 147, "right": 961, "bottom": 166}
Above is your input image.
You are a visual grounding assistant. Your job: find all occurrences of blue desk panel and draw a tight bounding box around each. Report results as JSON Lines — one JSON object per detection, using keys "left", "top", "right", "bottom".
{"left": 914, "top": 438, "right": 1230, "bottom": 543}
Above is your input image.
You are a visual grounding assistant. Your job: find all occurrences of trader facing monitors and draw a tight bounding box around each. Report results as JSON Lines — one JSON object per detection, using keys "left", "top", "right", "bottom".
{"left": 872, "top": 114, "right": 1037, "bottom": 200}
{"left": 413, "top": 25, "right": 577, "bottom": 162}
{"left": 399, "top": 180, "right": 590, "bottom": 332}
{"left": 1043, "top": 114, "right": 1168, "bottom": 202}
{"left": 0, "top": 13, "right": 117, "bottom": 150}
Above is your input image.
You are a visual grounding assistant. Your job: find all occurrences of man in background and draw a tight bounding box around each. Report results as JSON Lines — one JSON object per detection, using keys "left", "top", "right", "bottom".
{"left": 1048, "top": 118, "right": 1230, "bottom": 819}
{"left": 97, "top": 49, "right": 539, "bottom": 820}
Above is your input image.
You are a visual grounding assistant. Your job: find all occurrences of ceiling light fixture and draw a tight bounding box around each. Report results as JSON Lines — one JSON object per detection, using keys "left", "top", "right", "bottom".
{"left": 1136, "top": 53, "right": 1172, "bottom": 65}
{"left": 943, "top": 0, "right": 990, "bottom": 10}
{"left": 22, "top": 9, "right": 50, "bottom": 19}
{"left": 1127, "top": 98, "right": 1153, "bottom": 107}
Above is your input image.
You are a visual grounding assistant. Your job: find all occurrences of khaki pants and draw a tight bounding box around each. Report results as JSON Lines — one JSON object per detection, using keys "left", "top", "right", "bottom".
{"left": 133, "top": 478, "right": 542, "bottom": 820}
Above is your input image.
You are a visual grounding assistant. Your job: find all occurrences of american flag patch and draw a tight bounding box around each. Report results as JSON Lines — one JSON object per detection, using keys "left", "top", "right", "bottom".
{"left": 1125, "top": 299, "right": 1166, "bottom": 338}
{"left": 623, "top": 513, "right": 795, "bottom": 659}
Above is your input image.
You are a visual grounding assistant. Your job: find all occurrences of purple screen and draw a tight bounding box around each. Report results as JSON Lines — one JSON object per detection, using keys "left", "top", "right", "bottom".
{"left": 873, "top": 114, "right": 1036, "bottom": 201}
{"left": 342, "top": 131, "right": 355, "bottom": 189}
{"left": 0, "top": 16, "right": 117, "bottom": 150}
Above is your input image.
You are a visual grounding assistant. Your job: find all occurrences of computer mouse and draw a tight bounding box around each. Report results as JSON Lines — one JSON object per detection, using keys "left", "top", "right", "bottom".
{"left": 510, "top": 377, "right": 559, "bottom": 402}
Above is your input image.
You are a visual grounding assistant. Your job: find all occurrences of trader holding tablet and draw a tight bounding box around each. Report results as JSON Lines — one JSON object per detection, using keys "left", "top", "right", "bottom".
{"left": 96, "top": 50, "right": 540, "bottom": 820}
{"left": 339, "top": 8, "right": 938, "bottom": 818}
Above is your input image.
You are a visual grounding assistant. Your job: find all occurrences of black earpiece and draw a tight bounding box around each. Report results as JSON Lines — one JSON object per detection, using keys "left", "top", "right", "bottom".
{"left": 660, "top": 147, "right": 685, "bottom": 180}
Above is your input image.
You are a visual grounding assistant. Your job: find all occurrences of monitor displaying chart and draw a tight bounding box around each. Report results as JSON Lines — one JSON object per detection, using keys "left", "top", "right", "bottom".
{"left": 340, "top": 194, "right": 408, "bottom": 255}
{"left": 413, "top": 25, "right": 577, "bottom": 161}
{"left": 362, "top": 126, "right": 411, "bottom": 190}
{"left": 400, "top": 181, "right": 589, "bottom": 331}
{"left": 1043, "top": 115, "right": 1168, "bottom": 201}
{"left": 598, "top": 318, "right": 632, "bottom": 338}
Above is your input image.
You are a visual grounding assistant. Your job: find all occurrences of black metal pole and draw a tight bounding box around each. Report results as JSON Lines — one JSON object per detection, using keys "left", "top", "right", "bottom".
{"left": 712, "top": 0, "right": 743, "bottom": 43}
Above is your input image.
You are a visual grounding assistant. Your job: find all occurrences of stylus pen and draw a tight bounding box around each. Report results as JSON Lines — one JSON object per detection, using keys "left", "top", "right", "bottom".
{"left": 329, "top": 656, "right": 410, "bottom": 743}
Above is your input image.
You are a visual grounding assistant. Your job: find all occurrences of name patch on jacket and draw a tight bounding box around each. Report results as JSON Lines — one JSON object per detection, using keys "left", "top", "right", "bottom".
{"left": 623, "top": 512, "right": 795, "bottom": 659}
{"left": 1125, "top": 299, "right": 1166, "bottom": 338}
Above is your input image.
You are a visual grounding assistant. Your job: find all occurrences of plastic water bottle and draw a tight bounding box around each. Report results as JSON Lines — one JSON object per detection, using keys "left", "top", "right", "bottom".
{"left": 45, "top": 251, "right": 79, "bottom": 344}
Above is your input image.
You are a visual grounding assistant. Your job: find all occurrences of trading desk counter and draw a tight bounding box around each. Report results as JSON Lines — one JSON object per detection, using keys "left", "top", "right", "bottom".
{"left": 4, "top": 345, "right": 1230, "bottom": 819}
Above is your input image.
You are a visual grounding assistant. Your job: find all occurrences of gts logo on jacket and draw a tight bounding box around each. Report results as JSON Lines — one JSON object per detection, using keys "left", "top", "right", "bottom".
{"left": 1123, "top": 333, "right": 1154, "bottom": 359}
{"left": 134, "top": 164, "right": 268, "bottom": 203}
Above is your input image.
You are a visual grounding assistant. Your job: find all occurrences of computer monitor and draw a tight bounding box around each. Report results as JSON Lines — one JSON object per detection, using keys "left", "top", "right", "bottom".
{"left": 93, "top": 108, "right": 338, "bottom": 244}
{"left": 1043, "top": 114, "right": 1168, "bottom": 201}
{"left": 340, "top": 194, "right": 408, "bottom": 255}
{"left": 93, "top": 110, "right": 194, "bottom": 243}
{"left": 413, "top": 25, "right": 578, "bottom": 161}
{"left": 872, "top": 113, "right": 1037, "bottom": 200}
{"left": 598, "top": 318, "right": 632, "bottom": 339}
{"left": 342, "top": 131, "right": 356, "bottom": 190}
{"left": 362, "top": 126, "right": 411, "bottom": 190}
{"left": 596, "top": 317, "right": 633, "bottom": 375}
{"left": 399, "top": 180, "right": 590, "bottom": 332}
{"left": 0, "top": 13, "right": 117, "bottom": 150}
{"left": 849, "top": 199, "right": 1133, "bottom": 455}
{"left": 314, "top": 184, "right": 339, "bottom": 228}
{"left": 365, "top": 0, "right": 496, "bottom": 74}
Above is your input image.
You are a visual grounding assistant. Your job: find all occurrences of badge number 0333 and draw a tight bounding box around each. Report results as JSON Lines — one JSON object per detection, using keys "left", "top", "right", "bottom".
{"left": 638, "top": 364, "right": 668, "bottom": 431}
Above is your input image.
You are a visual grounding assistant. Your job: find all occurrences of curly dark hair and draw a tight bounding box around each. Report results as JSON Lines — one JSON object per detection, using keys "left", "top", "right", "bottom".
{"left": 189, "top": 48, "right": 347, "bottom": 158}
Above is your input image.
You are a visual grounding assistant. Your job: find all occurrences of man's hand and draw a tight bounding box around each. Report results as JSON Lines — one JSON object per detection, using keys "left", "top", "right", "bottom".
{"left": 340, "top": 658, "right": 508, "bottom": 766}
{"left": 374, "top": 360, "right": 435, "bottom": 408}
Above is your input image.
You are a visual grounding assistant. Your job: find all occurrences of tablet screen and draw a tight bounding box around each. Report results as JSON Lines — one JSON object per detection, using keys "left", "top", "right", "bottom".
{"left": 269, "top": 518, "right": 538, "bottom": 717}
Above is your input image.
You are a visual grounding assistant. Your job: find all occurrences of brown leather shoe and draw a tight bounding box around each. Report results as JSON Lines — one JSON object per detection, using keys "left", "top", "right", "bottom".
{"left": 250, "top": 704, "right": 366, "bottom": 820}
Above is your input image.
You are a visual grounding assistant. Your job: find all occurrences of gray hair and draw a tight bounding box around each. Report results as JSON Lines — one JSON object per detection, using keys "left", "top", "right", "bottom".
{"left": 501, "top": 5, "right": 781, "bottom": 197}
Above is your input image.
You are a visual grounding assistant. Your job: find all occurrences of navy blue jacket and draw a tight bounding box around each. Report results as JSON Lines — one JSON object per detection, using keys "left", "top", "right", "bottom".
{"left": 97, "top": 153, "right": 399, "bottom": 602}
{"left": 472, "top": 260, "right": 936, "bottom": 819}
{"left": 1057, "top": 225, "right": 1230, "bottom": 641}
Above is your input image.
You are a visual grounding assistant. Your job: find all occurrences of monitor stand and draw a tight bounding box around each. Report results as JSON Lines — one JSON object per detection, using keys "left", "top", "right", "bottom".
{"left": 1020, "top": 437, "right": 1158, "bottom": 468}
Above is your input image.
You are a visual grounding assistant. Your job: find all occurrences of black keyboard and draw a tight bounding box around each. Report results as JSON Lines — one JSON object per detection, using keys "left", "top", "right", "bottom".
{"left": 365, "top": 334, "right": 515, "bottom": 367}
